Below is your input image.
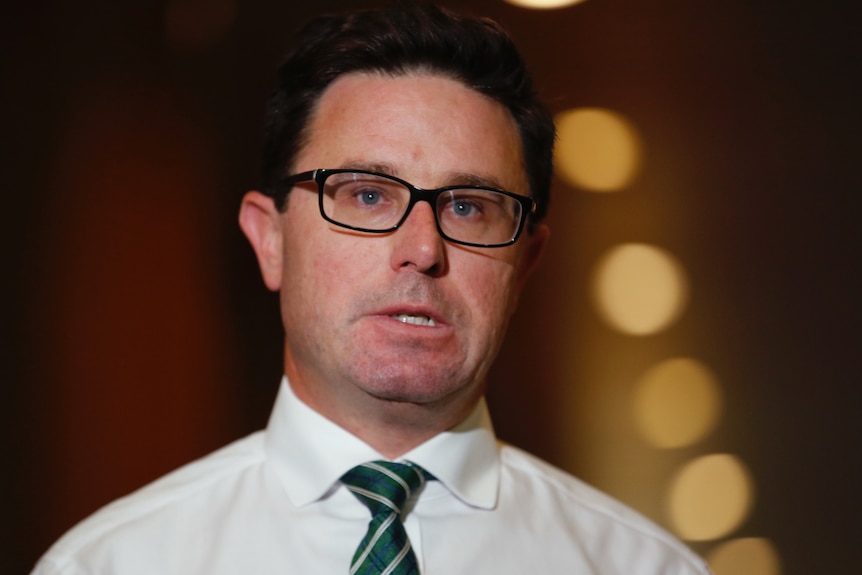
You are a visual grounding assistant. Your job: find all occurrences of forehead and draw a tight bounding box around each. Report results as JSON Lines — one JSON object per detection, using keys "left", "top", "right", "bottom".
{"left": 295, "top": 72, "right": 528, "bottom": 193}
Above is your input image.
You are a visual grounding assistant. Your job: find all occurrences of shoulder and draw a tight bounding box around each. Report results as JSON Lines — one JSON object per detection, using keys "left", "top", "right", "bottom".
{"left": 33, "top": 432, "right": 267, "bottom": 574}
{"left": 498, "top": 443, "right": 711, "bottom": 575}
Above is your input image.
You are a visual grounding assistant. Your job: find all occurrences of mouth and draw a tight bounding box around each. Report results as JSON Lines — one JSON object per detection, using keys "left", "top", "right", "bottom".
{"left": 389, "top": 313, "right": 438, "bottom": 327}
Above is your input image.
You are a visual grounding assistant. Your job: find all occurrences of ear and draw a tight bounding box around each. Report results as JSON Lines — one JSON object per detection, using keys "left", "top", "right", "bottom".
{"left": 509, "top": 223, "right": 549, "bottom": 310}
{"left": 239, "top": 191, "right": 284, "bottom": 292}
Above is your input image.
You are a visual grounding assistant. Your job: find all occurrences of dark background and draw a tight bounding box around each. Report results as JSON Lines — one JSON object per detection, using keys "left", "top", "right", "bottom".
{"left": 3, "top": 0, "right": 860, "bottom": 573}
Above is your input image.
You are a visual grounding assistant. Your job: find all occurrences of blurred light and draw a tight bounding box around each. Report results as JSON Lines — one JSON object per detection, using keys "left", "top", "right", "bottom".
{"left": 591, "top": 243, "right": 689, "bottom": 335}
{"left": 165, "top": 0, "right": 237, "bottom": 52}
{"left": 504, "top": 0, "right": 588, "bottom": 9}
{"left": 633, "top": 358, "right": 723, "bottom": 448}
{"left": 666, "top": 454, "right": 754, "bottom": 541}
{"left": 555, "top": 107, "right": 641, "bottom": 192}
{"left": 708, "top": 538, "right": 782, "bottom": 575}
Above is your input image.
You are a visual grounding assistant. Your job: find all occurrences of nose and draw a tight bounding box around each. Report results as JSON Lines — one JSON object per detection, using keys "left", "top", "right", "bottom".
{"left": 389, "top": 200, "right": 447, "bottom": 275}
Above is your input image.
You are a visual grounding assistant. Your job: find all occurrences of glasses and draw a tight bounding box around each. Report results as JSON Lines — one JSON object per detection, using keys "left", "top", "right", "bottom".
{"left": 269, "top": 168, "right": 537, "bottom": 248}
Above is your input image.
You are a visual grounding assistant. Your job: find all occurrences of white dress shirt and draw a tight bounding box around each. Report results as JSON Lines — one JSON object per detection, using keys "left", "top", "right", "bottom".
{"left": 33, "top": 377, "right": 711, "bottom": 574}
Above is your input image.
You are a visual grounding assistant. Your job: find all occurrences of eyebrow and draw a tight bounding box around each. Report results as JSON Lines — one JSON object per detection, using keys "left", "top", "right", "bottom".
{"left": 337, "top": 160, "right": 509, "bottom": 191}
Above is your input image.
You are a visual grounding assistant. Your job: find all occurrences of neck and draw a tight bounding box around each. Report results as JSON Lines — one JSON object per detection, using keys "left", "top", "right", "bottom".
{"left": 288, "top": 374, "right": 482, "bottom": 459}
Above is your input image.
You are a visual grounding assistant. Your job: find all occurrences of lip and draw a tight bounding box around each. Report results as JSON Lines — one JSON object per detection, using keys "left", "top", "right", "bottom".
{"left": 370, "top": 304, "right": 448, "bottom": 327}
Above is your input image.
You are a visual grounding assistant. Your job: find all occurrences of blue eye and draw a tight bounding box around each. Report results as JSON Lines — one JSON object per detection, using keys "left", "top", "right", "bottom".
{"left": 360, "top": 190, "right": 382, "bottom": 205}
{"left": 452, "top": 201, "right": 475, "bottom": 217}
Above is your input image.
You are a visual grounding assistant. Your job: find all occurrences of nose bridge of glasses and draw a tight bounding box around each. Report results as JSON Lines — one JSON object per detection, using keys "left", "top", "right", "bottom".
{"left": 398, "top": 187, "right": 440, "bottom": 229}
{"left": 398, "top": 186, "right": 441, "bottom": 223}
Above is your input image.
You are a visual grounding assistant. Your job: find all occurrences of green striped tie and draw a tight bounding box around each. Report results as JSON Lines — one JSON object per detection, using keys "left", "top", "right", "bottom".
{"left": 341, "top": 461, "right": 426, "bottom": 575}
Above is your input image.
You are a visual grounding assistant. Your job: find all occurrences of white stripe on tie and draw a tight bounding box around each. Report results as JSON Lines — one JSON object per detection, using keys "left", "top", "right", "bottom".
{"left": 349, "top": 512, "right": 398, "bottom": 575}
{"left": 345, "top": 486, "right": 400, "bottom": 513}
{"left": 364, "top": 462, "right": 414, "bottom": 496}
{"left": 380, "top": 541, "right": 412, "bottom": 575}
{"left": 342, "top": 461, "right": 428, "bottom": 575}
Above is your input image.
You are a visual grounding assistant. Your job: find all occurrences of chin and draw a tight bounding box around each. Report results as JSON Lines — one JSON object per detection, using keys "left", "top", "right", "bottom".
{"left": 344, "top": 350, "right": 485, "bottom": 406}
{"left": 358, "top": 369, "right": 473, "bottom": 407}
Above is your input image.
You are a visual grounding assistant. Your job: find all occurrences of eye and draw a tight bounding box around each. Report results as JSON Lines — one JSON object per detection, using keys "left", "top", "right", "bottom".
{"left": 443, "top": 193, "right": 490, "bottom": 220}
{"left": 451, "top": 200, "right": 479, "bottom": 217}
{"left": 358, "top": 189, "right": 382, "bottom": 205}
{"left": 345, "top": 185, "right": 396, "bottom": 208}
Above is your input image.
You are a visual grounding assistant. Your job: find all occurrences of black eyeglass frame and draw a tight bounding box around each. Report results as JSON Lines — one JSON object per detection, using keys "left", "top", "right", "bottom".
{"left": 267, "top": 168, "right": 538, "bottom": 248}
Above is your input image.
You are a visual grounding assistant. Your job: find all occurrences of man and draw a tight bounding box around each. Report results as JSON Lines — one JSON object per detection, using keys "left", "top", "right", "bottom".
{"left": 34, "top": 3, "right": 711, "bottom": 574}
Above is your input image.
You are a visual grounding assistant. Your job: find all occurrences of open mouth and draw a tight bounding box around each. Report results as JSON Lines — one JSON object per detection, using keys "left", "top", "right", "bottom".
{"left": 389, "top": 313, "right": 437, "bottom": 327}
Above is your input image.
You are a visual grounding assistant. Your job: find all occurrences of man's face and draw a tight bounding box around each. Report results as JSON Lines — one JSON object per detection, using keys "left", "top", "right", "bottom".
{"left": 242, "top": 72, "right": 546, "bottom": 428}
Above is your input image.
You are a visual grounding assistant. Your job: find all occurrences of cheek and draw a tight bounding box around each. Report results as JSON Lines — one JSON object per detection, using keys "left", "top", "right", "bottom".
{"left": 458, "top": 259, "right": 519, "bottom": 329}
{"left": 284, "top": 228, "right": 381, "bottom": 315}
{"left": 279, "top": 245, "right": 351, "bottom": 351}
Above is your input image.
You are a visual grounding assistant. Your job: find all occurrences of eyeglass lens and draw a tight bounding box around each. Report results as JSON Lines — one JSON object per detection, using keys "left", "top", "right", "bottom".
{"left": 321, "top": 172, "right": 522, "bottom": 246}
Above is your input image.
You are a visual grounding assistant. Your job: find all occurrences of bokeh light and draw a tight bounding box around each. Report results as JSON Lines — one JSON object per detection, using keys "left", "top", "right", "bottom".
{"left": 708, "top": 538, "right": 782, "bottom": 575}
{"left": 555, "top": 107, "right": 641, "bottom": 192}
{"left": 591, "top": 243, "right": 689, "bottom": 335}
{"left": 666, "top": 454, "right": 754, "bottom": 541}
{"left": 504, "top": 0, "right": 588, "bottom": 9}
{"left": 633, "top": 358, "right": 723, "bottom": 448}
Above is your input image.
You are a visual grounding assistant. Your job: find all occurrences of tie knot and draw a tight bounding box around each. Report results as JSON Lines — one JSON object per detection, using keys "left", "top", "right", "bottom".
{"left": 341, "top": 461, "right": 426, "bottom": 517}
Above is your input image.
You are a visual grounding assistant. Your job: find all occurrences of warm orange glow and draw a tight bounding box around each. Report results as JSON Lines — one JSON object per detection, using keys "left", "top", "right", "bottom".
{"left": 666, "top": 454, "right": 754, "bottom": 541}
{"left": 591, "top": 243, "right": 689, "bottom": 335}
{"left": 633, "top": 358, "right": 723, "bottom": 448}
{"left": 708, "top": 538, "right": 782, "bottom": 575}
{"left": 504, "top": 0, "right": 588, "bottom": 9}
{"left": 35, "top": 79, "right": 239, "bottom": 531}
{"left": 555, "top": 107, "right": 641, "bottom": 192}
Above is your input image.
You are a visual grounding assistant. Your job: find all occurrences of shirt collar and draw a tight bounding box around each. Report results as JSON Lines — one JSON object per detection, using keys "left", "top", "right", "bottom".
{"left": 264, "top": 376, "right": 500, "bottom": 510}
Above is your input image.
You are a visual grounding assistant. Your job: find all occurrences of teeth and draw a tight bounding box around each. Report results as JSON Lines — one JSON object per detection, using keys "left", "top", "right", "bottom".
{"left": 391, "top": 314, "right": 437, "bottom": 327}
